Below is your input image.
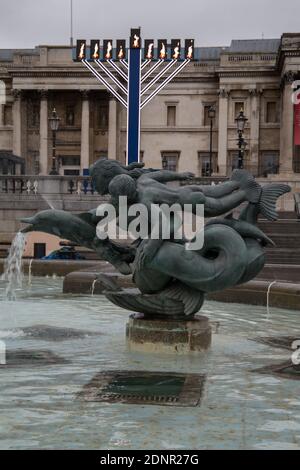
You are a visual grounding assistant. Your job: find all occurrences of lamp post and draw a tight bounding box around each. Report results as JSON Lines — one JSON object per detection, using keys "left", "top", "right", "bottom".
{"left": 235, "top": 108, "right": 248, "bottom": 169}
{"left": 49, "top": 108, "right": 61, "bottom": 175}
{"left": 208, "top": 106, "right": 216, "bottom": 176}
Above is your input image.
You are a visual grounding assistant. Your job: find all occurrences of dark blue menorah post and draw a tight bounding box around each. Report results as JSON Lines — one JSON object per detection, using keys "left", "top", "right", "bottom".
{"left": 127, "top": 41, "right": 141, "bottom": 165}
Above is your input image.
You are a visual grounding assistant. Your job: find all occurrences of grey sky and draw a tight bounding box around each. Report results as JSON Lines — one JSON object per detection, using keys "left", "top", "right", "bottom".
{"left": 0, "top": 0, "right": 299, "bottom": 49}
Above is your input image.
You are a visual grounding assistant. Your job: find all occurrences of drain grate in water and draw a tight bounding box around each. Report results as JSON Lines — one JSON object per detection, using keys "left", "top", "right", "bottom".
{"left": 251, "top": 336, "right": 300, "bottom": 351}
{"left": 252, "top": 361, "right": 300, "bottom": 381}
{"left": 78, "top": 371, "right": 206, "bottom": 407}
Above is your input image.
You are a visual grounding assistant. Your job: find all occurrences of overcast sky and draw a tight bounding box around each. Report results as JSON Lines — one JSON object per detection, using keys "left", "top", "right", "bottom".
{"left": 0, "top": 0, "right": 299, "bottom": 49}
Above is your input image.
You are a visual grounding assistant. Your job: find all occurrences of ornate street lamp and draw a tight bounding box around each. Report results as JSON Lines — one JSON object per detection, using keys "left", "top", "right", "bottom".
{"left": 235, "top": 109, "right": 248, "bottom": 169}
{"left": 240, "top": 139, "right": 247, "bottom": 153}
{"left": 208, "top": 106, "right": 216, "bottom": 176}
{"left": 49, "top": 108, "right": 61, "bottom": 175}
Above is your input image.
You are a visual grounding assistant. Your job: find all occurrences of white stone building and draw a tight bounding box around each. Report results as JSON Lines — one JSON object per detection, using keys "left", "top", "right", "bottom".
{"left": 0, "top": 33, "right": 300, "bottom": 180}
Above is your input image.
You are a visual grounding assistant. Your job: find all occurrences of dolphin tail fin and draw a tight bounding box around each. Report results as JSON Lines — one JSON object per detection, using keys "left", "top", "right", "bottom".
{"left": 163, "top": 282, "right": 205, "bottom": 316}
{"left": 259, "top": 184, "right": 291, "bottom": 221}
{"left": 230, "top": 169, "right": 261, "bottom": 203}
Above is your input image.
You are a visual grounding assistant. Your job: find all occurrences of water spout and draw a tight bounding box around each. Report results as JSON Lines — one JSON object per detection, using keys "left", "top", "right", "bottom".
{"left": 2, "top": 232, "right": 26, "bottom": 301}
{"left": 28, "top": 259, "right": 33, "bottom": 287}
{"left": 41, "top": 194, "right": 55, "bottom": 210}
{"left": 91, "top": 279, "right": 98, "bottom": 296}
{"left": 267, "top": 281, "right": 277, "bottom": 320}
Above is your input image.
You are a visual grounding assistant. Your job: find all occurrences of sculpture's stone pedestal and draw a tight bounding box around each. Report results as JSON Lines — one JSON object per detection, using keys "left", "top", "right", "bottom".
{"left": 126, "top": 314, "right": 212, "bottom": 355}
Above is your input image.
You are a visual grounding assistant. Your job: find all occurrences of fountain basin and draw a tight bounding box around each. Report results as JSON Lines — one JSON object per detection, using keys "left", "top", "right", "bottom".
{"left": 208, "top": 280, "right": 300, "bottom": 311}
{"left": 0, "top": 258, "right": 104, "bottom": 277}
{"left": 62, "top": 267, "right": 300, "bottom": 311}
{"left": 0, "top": 277, "right": 300, "bottom": 450}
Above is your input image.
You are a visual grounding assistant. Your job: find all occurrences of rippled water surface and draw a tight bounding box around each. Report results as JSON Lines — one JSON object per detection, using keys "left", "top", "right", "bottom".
{"left": 0, "top": 276, "right": 299, "bottom": 450}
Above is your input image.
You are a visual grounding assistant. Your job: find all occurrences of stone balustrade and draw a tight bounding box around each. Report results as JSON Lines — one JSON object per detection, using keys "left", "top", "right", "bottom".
{"left": 0, "top": 174, "right": 297, "bottom": 212}
{"left": 0, "top": 175, "right": 95, "bottom": 196}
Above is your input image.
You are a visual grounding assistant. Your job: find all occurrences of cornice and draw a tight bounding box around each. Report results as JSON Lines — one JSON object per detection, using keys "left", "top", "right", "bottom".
{"left": 277, "top": 46, "right": 300, "bottom": 71}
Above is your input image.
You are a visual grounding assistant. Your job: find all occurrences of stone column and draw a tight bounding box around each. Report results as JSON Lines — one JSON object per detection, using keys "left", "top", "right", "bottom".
{"left": 217, "top": 89, "right": 229, "bottom": 175}
{"left": 280, "top": 72, "right": 296, "bottom": 175}
{"left": 39, "top": 90, "right": 49, "bottom": 175}
{"left": 12, "top": 90, "right": 22, "bottom": 157}
{"left": 81, "top": 90, "right": 90, "bottom": 173}
{"left": 108, "top": 96, "right": 118, "bottom": 160}
{"left": 249, "top": 88, "right": 261, "bottom": 175}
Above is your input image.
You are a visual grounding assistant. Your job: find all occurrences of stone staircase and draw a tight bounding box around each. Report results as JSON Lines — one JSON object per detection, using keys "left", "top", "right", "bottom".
{"left": 0, "top": 242, "right": 10, "bottom": 259}
{"left": 258, "top": 217, "right": 300, "bottom": 265}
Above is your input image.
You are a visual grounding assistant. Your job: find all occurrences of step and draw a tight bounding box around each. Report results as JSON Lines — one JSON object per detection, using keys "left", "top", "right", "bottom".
{"left": 257, "top": 264, "right": 300, "bottom": 282}
{"left": 258, "top": 222, "right": 300, "bottom": 235}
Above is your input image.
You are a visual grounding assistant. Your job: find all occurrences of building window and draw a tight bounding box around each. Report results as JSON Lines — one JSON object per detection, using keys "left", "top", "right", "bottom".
{"left": 95, "top": 152, "right": 108, "bottom": 160}
{"left": 234, "top": 102, "right": 245, "bottom": 120}
{"left": 34, "top": 153, "right": 40, "bottom": 175}
{"left": 260, "top": 152, "right": 279, "bottom": 177}
{"left": 66, "top": 106, "right": 75, "bottom": 126}
{"left": 32, "top": 105, "right": 40, "bottom": 127}
{"left": 61, "top": 156, "right": 81, "bottom": 166}
{"left": 64, "top": 169, "right": 80, "bottom": 176}
{"left": 3, "top": 105, "right": 12, "bottom": 126}
{"left": 28, "top": 103, "right": 39, "bottom": 128}
{"left": 97, "top": 103, "right": 109, "bottom": 129}
{"left": 294, "top": 146, "right": 300, "bottom": 173}
{"left": 203, "top": 104, "right": 216, "bottom": 126}
{"left": 229, "top": 151, "right": 240, "bottom": 173}
{"left": 93, "top": 152, "right": 108, "bottom": 163}
{"left": 198, "top": 152, "right": 217, "bottom": 176}
{"left": 266, "top": 101, "right": 278, "bottom": 123}
{"left": 167, "top": 105, "right": 176, "bottom": 126}
{"left": 161, "top": 152, "right": 179, "bottom": 171}
{"left": 27, "top": 150, "right": 39, "bottom": 175}
{"left": 34, "top": 243, "right": 46, "bottom": 259}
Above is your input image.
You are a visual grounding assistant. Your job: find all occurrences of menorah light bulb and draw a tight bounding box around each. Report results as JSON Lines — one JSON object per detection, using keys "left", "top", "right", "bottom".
{"left": 160, "top": 42, "right": 166, "bottom": 59}
{"left": 92, "top": 43, "right": 99, "bottom": 59}
{"left": 79, "top": 42, "right": 85, "bottom": 59}
{"left": 187, "top": 44, "right": 193, "bottom": 59}
{"left": 146, "top": 43, "right": 154, "bottom": 59}
{"left": 173, "top": 42, "right": 180, "bottom": 59}
{"left": 106, "top": 41, "right": 112, "bottom": 59}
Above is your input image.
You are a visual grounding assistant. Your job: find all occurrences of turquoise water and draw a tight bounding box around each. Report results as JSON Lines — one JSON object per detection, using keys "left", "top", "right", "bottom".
{"left": 0, "top": 276, "right": 299, "bottom": 450}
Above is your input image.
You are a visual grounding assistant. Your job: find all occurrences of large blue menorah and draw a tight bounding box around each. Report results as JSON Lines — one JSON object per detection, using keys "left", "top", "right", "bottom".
{"left": 73, "top": 28, "right": 195, "bottom": 165}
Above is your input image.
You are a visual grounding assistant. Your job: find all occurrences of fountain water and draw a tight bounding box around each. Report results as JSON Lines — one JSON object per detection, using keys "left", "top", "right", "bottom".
{"left": 2, "top": 232, "right": 26, "bottom": 301}
{"left": 28, "top": 259, "right": 33, "bottom": 287}
{"left": 41, "top": 194, "right": 55, "bottom": 210}
{"left": 91, "top": 279, "right": 98, "bottom": 296}
{"left": 266, "top": 280, "right": 277, "bottom": 320}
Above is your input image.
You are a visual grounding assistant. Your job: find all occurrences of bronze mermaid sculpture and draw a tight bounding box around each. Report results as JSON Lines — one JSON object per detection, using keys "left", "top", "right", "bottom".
{"left": 21, "top": 159, "right": 290, "bottom": 318}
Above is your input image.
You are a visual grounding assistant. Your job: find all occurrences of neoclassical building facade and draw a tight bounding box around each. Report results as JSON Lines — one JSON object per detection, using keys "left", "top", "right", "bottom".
{"left": 0, "top": 33, "right": 300, "bottom": 179}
